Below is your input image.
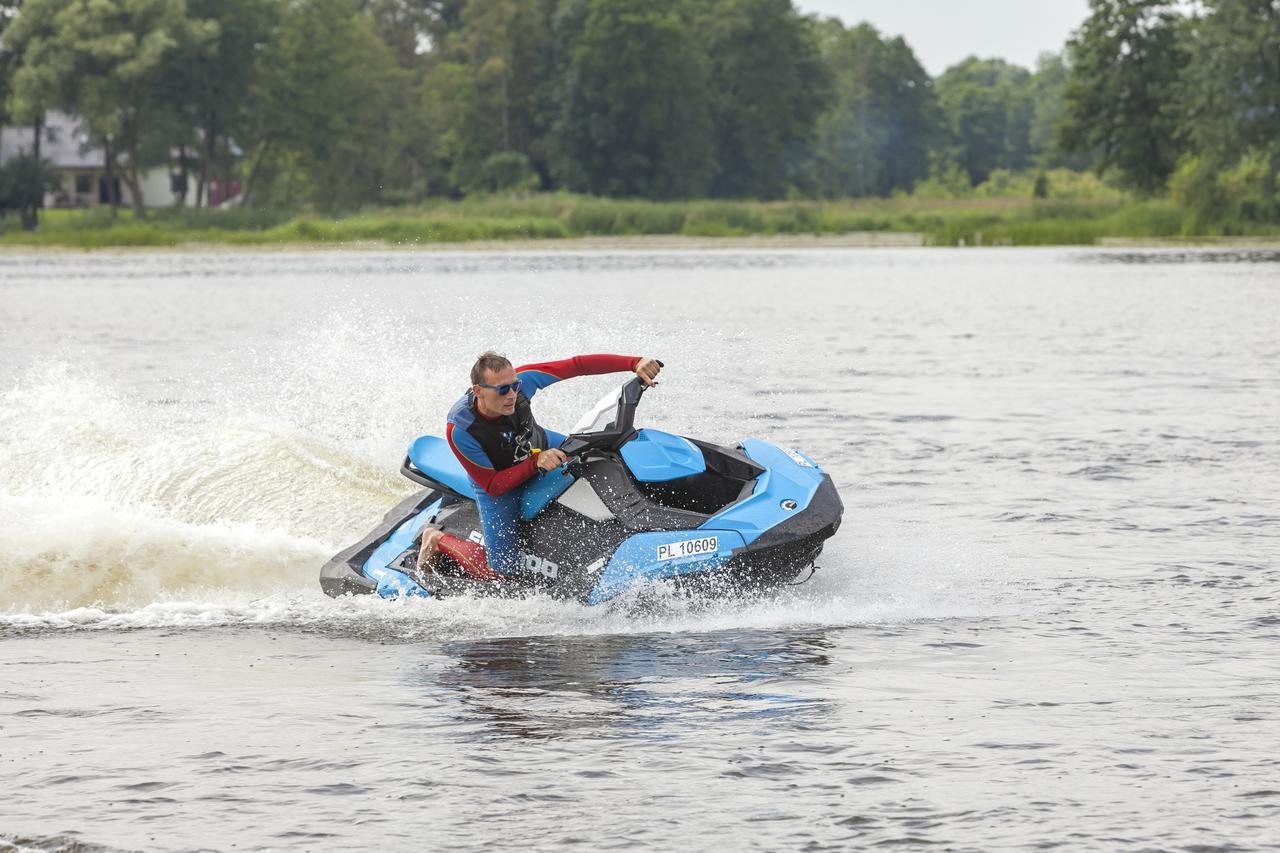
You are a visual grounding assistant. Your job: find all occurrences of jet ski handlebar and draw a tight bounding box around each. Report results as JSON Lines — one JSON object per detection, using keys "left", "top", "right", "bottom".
{"left": 559, "top": 361, "right": 662, "bottom": 458}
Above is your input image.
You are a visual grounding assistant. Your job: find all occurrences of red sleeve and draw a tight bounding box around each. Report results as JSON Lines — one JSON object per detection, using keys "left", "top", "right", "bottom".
{"left": 478, "top": 457, "right": 539, "bottom": 496}
{"left": 446, "top": 422, "right": 539, "bottom": 497}
{"left": 516, "top": 354, "right": 640, "bottom": 381}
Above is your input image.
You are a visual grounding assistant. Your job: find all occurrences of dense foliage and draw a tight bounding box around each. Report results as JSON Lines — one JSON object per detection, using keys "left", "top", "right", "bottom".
{"left": 1058, "top": 0, "right": 1187, "bottom": 195}
{"left": 1059, "top": 0, "right": 1280, "bottom": 224}
{"left": 0, "top": 0, "right": 1274, "bottom": 228}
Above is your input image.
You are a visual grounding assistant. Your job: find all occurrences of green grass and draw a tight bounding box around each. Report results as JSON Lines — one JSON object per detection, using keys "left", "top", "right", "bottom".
{"left": 2, "top": 191, "right": 1276, "bottom": 249}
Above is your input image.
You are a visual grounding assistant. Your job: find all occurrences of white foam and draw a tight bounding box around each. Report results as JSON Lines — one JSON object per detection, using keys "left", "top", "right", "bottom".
{"left": 0, "top": 362, "right": 407, "bottom": 540}
{"left": 0, "top": 494, "right": 330, "bottom": 612}
{"left": 1, "top": 524, "right": 1016, "bottom": 639}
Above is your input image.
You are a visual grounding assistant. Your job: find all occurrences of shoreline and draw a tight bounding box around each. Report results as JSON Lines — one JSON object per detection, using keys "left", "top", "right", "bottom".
{"left": 0, "top": 232, "right": 1277, "bottom": 254}
{"left": 0, "top": 231, "right": 925, "bottom": 254}
{"left": 6, "top": 192, "right": 1277, "bottom": 252}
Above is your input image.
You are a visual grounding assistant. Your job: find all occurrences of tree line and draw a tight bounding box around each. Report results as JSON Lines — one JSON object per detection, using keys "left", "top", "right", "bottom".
{"left": 0, "top": 0, "right": 1274, "bottom": 226}
{"left": 1060, "top": 0, "right": 1279, "bottom": 226}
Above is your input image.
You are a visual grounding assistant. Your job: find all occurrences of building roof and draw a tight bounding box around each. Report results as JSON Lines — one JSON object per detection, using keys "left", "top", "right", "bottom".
{"left": 0, "top": 111, "right": 105, "bottom": 170}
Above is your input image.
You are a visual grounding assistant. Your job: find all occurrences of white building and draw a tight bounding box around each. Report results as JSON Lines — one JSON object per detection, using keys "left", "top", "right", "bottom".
{"left": 0, "top": 111, "right": 198, "bottom": 208}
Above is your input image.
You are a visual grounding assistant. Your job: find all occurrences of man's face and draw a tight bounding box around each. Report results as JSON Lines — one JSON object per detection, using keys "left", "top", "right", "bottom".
{"left": 474, "top": 364, "right": 519, "bottom": 417}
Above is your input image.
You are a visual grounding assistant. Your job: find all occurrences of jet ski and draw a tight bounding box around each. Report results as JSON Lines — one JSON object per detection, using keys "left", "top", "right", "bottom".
{"left": 320, "top": 377, "right": 842, "bottom": 605}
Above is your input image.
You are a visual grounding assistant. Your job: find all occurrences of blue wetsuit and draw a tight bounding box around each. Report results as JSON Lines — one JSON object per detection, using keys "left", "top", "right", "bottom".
{"left": 445, "top": 355, "right": 639, "bottom": 575}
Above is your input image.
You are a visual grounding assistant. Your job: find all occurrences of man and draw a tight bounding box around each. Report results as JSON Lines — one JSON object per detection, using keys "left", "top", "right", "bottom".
{"left": 419, "top": 351, "right": 662, "bottom": 578}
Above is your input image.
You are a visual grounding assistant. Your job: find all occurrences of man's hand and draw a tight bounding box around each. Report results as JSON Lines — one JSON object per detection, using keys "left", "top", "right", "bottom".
{"left": 536, "top": 448, "right": 568, "bottom": 472}
{"left": 634, "top": 357, "right": 662, "bottom": 386}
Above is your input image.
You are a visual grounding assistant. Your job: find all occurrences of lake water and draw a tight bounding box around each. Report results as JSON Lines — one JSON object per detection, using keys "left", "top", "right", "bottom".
{"left": 1, "top": 247, "right": 1278, "bottom": 851}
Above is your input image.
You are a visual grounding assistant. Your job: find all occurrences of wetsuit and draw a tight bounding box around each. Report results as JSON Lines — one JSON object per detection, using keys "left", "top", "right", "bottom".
{"left": 446, "top": 354, "right": 640, "bottom": 575}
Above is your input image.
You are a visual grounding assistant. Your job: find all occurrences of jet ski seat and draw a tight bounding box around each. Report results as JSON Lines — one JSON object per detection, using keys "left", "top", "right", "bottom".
{"left": 404, "top": 436, "right": 477, "bottom": 500}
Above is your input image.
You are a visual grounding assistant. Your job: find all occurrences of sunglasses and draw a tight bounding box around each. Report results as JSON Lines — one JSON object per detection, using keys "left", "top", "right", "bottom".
{"left": 476, "top": 379, "right": 522, "bottom": 396}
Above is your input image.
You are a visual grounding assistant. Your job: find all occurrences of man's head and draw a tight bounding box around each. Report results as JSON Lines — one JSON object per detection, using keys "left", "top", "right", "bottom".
{"left": 470, "top": 351, "right": 520, "bottom": 417}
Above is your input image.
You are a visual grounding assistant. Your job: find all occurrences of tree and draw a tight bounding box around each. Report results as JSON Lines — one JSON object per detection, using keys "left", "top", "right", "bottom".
{"left": 241, "top": 0, "right": 407, "bottom": 209}
{"left": 389, "top": 0, "right": 466, "bottom": 48}
{"left": 2, "top": 0, "right": 62, "bottom": 170}
{"left": 420, "top": 0, "right": 554, "bottom": 194}
{"left": 1178, "top": 0, "right": 1280, "bottom": 220}
{"left": 935, "top": 57, "right": 1034, "bottom": 185}
{"left": 6, "top": 0, "right": 215, "bottom": 215}
{"left": 1028, "top": 52, "right": 1095, "bottom": 170}
{"left": 359, "top": 0, "right": 444, "bottom": 69}
{"left": 0, "top": 0, "right": 28, "bottom": 126}
{"left": 1, "top": 0, "right": 51, "bottom": 224}
{"left": 1059, "top": 0, "right": 1188, "bottom": 194}
{"left": 697, "top": 0, "right": 830, "bottom": 199}
{"left": 161, "top": 0, "right": 277, "bottom": 207}
{"left": 420, "top": 58, "right": 482, "bottom": 193}
{"left": 462, "top": 0, "right": 516, "bottom": 154}
{"left": 803, "top": 22, "right": 938, "bottom": 197}
{"left": 1182, "top": 0, "right": 1280, "bottom": 158}
{"left": 549, "top": 0, "right": 715, "bottom": 198}
{"left": 0, "top": 153, "right": 59, "bottom": 229}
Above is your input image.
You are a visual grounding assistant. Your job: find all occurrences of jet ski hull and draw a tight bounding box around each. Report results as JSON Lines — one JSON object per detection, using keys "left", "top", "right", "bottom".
{"left": 321, "top": 438, "right": 842, "bottom": 605}
{"left": 322, "top": 377, "right": 841, "bottom": 605}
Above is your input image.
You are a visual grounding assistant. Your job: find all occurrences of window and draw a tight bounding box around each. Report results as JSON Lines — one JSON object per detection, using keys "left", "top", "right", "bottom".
{"left": 45, "top": 126, "right": 59, "bottom": 143}
{"left": 75, "top": 175, "right": 92, "bottom": 195}
{"left": 170, "top": 174, "right": 188, "bottom": 195}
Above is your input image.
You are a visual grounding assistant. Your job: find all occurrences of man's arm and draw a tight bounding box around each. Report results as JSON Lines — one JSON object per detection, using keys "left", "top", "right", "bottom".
{"left": 446, "top": 422, "right": 538, "bottom": 497}
{"left": 515, "top": 354, "right": 641, "bottom": 401}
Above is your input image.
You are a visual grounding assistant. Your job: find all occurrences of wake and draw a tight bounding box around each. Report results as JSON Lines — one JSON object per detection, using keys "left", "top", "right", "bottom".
{"left": 1, "top": 359, "right": 1017, "bottom": 637}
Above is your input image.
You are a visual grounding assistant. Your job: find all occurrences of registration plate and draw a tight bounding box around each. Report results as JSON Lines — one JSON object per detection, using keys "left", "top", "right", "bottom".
{"left": 656, "top": 536, "right": 719, "bottom": 562}
{"left": 782, "top": 447, "right": 815, "bottom": 468}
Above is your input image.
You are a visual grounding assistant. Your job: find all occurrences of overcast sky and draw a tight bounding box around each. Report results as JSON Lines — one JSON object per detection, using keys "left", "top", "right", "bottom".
{"left": 793, "top": 0, "right": 1092, "bottom": 75}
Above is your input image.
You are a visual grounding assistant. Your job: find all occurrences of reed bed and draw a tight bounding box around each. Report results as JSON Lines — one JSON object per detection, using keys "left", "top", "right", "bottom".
{"left": 3, "top": 193, "right": 1275, "bottom": 249}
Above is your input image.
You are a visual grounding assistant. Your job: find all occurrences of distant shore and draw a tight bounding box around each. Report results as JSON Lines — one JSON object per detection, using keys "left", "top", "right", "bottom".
{"left": 2, "top": 192, "right": 1277, "bottom": 251}
{"left": 0, "top": 232, "right": 924, "bottom": 252}
{"left": 3, "top": 231, "right": 1280, "bottom": 254}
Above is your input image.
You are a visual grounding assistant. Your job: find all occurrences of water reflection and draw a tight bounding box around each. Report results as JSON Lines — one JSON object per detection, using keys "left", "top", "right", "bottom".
{"left": 425, "top": 630, "right": 835, "bottom": 741}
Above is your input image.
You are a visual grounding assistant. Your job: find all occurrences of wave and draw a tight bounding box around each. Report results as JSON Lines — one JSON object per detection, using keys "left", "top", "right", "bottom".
{"left": 0, "top": 362, "right": 395, "bottom": 612}
{"left": 0, "top": 362, "right": 408, "bottom": 537}
{"left": 1, "top": 355, "right": 1017, "bottom": 635}
{"left": 0, "top": 495, "right": 331, "bottom": 612}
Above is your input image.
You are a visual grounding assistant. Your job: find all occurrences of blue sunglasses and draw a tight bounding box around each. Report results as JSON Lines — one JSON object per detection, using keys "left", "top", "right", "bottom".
{"left": 476, "top": 379, "right": 522, "bottom": 396}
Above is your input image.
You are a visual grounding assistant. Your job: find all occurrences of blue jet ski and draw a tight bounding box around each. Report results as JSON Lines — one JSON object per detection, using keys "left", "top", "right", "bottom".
{"left": 320, "top": 378, "right": 842, "bottom": 604}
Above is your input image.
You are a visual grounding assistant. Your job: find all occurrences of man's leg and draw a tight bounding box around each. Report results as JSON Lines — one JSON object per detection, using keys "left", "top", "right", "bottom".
{"left": 417, "top": 526, "right": 445, "bottom": 571}
{"left": 463, "top": 435, "right": 564, "bottom": 578}
{"left": 475, "top": 488, "right": 523, "bottom": 576}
